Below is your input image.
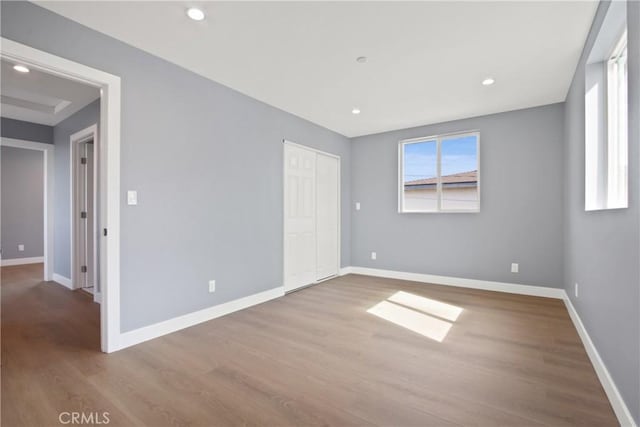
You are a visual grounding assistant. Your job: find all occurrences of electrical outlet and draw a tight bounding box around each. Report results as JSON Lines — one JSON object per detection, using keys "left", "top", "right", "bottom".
{"left": 575, "top": 283, "right": 579, "bottom": 298}
{"left": 511, "top": 263, "right": 519, "bottom": 273}
{"left": 209, "top": 280, "right": 216, "bottom": 293}
{"left": 371, "top": 252, "right": 377, "bottom": 260}
{"left": 356, "top": 202, "right": 361, "bottom": 211}
{"left": 18, "top": 244, "right": 24, "bottom": 252}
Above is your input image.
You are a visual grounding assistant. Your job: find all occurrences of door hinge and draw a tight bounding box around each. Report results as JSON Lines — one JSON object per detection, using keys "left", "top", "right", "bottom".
{"left": 80, "top": 211, "right": 87, "bottom": 219}
{"left": 81, "top": 157, "right": 87, "bottom": 165}
{"left": 81, "top": 265, "right": 87, "bottom": 273}
{"left": 103, "top": 228, "right": 108, "bottom": 237}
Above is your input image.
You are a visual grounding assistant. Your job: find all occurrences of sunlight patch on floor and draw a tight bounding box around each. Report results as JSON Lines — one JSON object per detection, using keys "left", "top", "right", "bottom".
{"left": 367, "top": 292, "right": 463, "bottom": 342}
{"left": 388, "top": 290, "right": 463, "bottom": 321}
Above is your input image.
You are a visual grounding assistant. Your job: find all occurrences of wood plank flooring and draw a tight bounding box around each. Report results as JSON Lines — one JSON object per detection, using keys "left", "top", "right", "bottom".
{"left": 1, "top": 264, "right": 617, "bottom": 426}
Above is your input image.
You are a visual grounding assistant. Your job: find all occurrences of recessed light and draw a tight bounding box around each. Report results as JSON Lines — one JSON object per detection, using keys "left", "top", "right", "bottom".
{"left": 186, "top": 7, "right": 205, "bottom": 21}
{"left": 13, "top": 64, "right": 29, "bottom": 73}
{"left": 482, "top": 77, "right": 495, "bottom": 86}
{"left": 352, "top": 108, "right": 361, "bottom": 115}
{"left": 356, "top": 56, "right": 367, "bottom": 63}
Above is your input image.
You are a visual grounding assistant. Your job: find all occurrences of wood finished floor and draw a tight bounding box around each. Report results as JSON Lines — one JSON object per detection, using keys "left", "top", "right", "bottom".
{"left": 2, "top": 264, "right": 617, "bottom": 426}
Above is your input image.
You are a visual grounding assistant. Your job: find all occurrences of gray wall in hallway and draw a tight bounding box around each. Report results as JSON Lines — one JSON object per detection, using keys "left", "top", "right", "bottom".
{"left": 1, "top": 146, "right": 44, "bottom": 259}
{"left": 1, "top": 1, "right": 351, "bottom": 332}
{"left": 563, "top": 1, "right": 639, "bottom": 423}
{"left": 350, "top": 103, "right": 565, "bottom": 288}
{"left": 1, "top": 117, "right": 53, "bottom": 144}
{"left": 52, "top": 99, "right": 100, "bottom": 279}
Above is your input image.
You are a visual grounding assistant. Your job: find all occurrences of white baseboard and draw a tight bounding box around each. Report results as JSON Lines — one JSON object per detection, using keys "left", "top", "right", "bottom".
{"left": 563, "top": 294, "right": 636, "bottom": 427}
{"left": 118, "top": 286, "right": 285, "bottom": 350}
{"left": 346, "top": 266, "right": 565, "bottom": 299}
{"left": 1, "top": 256, "right": 44, "bottom": 267}
{"left": 52, "top": 273, "right": 73, "bottom": 289}
{"left": 339, "top": 266, "right": 353, "bottom": 276}
{"left": 341, "top": 266, "right": 633, "bottom": 426}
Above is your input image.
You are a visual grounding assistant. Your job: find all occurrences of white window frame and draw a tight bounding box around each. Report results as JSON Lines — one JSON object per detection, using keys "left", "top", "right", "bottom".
{"left": 398, "top": 130, "right": 480, "bottom": 214}
{"left": 605, "top": 30, "right": 628, "bottom": 209}
{"left": 584, "top": 0, "right": 628, "bottom": 212}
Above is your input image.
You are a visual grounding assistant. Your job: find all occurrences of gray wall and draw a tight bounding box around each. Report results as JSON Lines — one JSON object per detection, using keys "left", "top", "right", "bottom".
{"left": 351, "top": 103, "right": 565, "bottom": 288}
{"left": 563, "top": 1, "right": 640, "bottom": 423}
{"left": 0, "top": 1, "right": 351, "bottom": 332}
{"left": 1, "top": 117, "right": 53, "bottom": 144}
{"left": 52, "top": 99, "right": 100, "bottom": 279}
{"left": 1, "top": 146, "right": 44, "bottom": 259}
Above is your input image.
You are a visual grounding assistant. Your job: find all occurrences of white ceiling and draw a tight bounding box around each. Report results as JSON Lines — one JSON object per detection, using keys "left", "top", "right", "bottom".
{"left": 36, "top": 1, "right": 597, "bottom": 137}
{"left": 1, "top": 59, "right": 100, "bottom": 126}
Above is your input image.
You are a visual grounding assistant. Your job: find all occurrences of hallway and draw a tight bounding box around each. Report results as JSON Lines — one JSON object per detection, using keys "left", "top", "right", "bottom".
{"left": 1, "top": 264, "right": 100, "bottom": 425}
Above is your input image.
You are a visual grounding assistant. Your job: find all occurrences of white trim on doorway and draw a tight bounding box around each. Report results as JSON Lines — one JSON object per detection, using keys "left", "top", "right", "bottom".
{"left": 0, "top": 137, "right": 54, "bottom": 281}
{"left": 1, "top": 37, "right": 122, "bottom": 353}
{"left": 52, "top": 273, "right": 73, "bottom": 289}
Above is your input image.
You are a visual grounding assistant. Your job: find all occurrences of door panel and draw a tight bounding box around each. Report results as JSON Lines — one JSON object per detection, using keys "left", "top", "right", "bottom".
{"left": 74, "top": 140, "right": 96, "bottom": 290}
{"left": 284, "top": 144, "right": 317, "bottom": 291}
{"left": 86, "top": 142, "right": 95, "bottom": 287}
{"left": 316, "top": 153, "right": 339, "bottom": 280}
{"left": 76, "top": 142, "right": 88, "bottom": 288}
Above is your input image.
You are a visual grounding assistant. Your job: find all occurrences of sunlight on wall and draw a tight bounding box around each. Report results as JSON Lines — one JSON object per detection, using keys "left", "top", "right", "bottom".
{"left": 367, "top": 292, "right": 463, "bottom": 342}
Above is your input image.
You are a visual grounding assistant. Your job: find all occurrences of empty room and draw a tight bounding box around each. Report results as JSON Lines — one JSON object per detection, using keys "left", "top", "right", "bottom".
{"left": 0, "top": 1, "right": 638, "bottom": 426}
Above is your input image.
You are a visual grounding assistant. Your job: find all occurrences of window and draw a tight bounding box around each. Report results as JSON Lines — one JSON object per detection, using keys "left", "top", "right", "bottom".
{"left": 606, "top": 32, "right": 628, "bottom": 209}
{"left": 585, "top": 1, "right": 628, "bottom": 211}
{"left": 399, "top": 132, "right": 479, "bottom": 213}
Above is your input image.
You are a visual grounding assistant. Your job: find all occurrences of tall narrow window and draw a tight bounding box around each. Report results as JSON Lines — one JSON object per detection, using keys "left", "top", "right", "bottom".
{"left": 606, "top": 31, "right": 628, "bottom": 209}
{"left": 399, "top": 132, "right": 479, "bottom": 213}
{"left": 585, "top": 0, "right": 628, "bottom": 211}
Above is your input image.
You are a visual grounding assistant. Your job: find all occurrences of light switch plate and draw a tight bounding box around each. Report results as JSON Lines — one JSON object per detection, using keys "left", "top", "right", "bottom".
{"left": 127, "top": 190, "right": 138, "bottom": 205}
{"left": 511, "top": 263, "right": 519, "bottom": 273}
{"left": 356, "top": 202, "right": 361, "bottom": 210}
{"left": 18, "top": 244, "right": 24, "bottom": 252}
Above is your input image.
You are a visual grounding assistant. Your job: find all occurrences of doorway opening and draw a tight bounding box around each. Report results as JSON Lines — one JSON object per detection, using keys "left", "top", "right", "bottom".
{"left": 1, "top": 37, "right": 121, "bottom": 352}
{"left": 71, "top": 125, "right": 99, "bottom": 302}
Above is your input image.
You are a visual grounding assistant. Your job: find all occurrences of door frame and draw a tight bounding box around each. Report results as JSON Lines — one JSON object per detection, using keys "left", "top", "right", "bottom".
{"left": 70, "top": 124, "right": 99, "bottom": 302}
{"left": 282, "top": 139, "right": 341, "bottom": 292}
{"left": 0, "top": 138, "right": 54, "bottom": 281}
{"left": 1, "top": 37, "right": 122, "bottom": 353}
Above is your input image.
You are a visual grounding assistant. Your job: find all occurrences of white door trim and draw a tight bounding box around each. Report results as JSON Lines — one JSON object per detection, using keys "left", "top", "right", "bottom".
{"left": 70, "top": 124, "right": 100, "bottom": 303}
{"left": 282, "top": 139, "right": 341, "bottom": 291}
{"left": 1, "top": 37, "right": 122, "bottom": 353}
{"left": 0, "top": 138, "right": 54, "bottom": 282}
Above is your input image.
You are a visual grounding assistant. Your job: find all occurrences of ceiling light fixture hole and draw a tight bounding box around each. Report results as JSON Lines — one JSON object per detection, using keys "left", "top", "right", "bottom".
{"left": 13, "top": 64, "right": 30, "bottom": 73}
{"left": 186, "top": 7, "right": 205, "bottom": 21}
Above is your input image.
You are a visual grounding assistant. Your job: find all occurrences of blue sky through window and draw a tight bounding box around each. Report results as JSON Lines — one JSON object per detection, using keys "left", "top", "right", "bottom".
{"left": 403, "top": 135, "right": 477, "bottom": 182}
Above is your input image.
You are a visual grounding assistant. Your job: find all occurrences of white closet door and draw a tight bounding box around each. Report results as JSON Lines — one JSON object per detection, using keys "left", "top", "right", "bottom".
{"left": 284, "top": 144, "right": 317, "bottom": 291}
{"left": 316, "top": 153, "right": 339, "bottom": 281}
